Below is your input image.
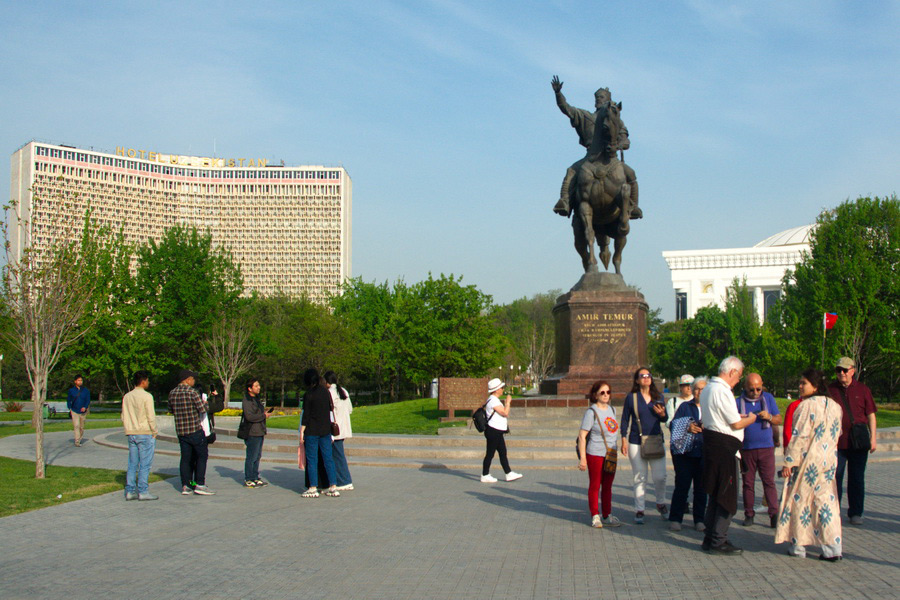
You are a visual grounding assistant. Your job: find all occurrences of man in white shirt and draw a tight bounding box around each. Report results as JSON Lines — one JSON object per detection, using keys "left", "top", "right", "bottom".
{"left": 698, "top": 356, "right": 757, "bottom": 555}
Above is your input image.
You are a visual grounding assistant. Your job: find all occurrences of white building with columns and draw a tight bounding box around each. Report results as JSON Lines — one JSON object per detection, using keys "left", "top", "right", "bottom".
{"left": 662, "top": 224, "right": 814, "bottom": 322}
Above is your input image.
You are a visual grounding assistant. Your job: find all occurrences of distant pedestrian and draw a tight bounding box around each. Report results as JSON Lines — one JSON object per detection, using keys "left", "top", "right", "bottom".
{"left": 699, "top": 357, "right": 757, "bottom": 555}
{"left": 668, "top": 376, "right": 708, "bottom": 531}
{"left": 121, "top": 370, "right": 158, "bottom": 501}
{"left": 480, "top": 378, "right": 523, "bottom": 483}
{"left": 66, "top": 375, "right": 91, "bottom": 447}
{"left": 828, "top": 356, "right": 877, "bottom": 526}
{"left": 325, "top": 371, "right": 354, "bottom": 491}
{"left": 620, "top": 367, "right": 667, "bottom": 524}
{"left": 577, "top": 380, "right": 621, "bottom": 528}
{"left": 776, "top": 368, "right": 843, "bottom": 561}
{"left": 300, "top": 368, "right": 340, "bottom": 498}
{"left": 241, "top": 378, "right": 270, "bottom": 488}
{"left": 168, "top": 369, "right": 215, "bottom": 496}
{"left": 736, "top": 373, "right": 781, "bottom": 528}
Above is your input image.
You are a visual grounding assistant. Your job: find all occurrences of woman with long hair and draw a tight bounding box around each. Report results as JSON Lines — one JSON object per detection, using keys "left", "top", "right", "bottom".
{"left": 619, "top": 366, "right": 668, "bottom": 524}
{"left": 577, "top": 380, "right": 622, "bottom": 528}
{"left": 324, "top": 370, "right": 354, "bottom": 491}
{"left": 299, "top": 368, "right": 340, "bottom": 498}
{"left": 241, "top": 378, "right": 269, "bottom": 487}
{"left": 776, "top": 368, "right": 843, "bottom": 561}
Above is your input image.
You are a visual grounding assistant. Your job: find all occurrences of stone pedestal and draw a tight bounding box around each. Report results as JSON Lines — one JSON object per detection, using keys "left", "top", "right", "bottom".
{"left": 539, "top": 272, "right": 648, "bottom": 403}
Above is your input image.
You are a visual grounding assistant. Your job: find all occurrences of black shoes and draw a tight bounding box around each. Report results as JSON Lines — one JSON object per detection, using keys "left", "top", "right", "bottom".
{"left": 819, "top": 555, "right": 843, "bottom": 562}
{"left": 770, "top": 515, "right": 778, "bottom": 529}
{"left": 704, "top": 542, "right": 743, "bottom": 555}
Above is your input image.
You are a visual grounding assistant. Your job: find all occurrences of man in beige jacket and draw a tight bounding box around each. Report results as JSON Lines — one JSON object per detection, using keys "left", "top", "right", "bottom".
{"left": 122, "top": 370, "right": 158, "bottom": 501}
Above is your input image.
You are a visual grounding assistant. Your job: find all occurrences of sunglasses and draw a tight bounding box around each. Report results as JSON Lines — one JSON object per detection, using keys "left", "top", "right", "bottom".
{"left": 638, "top": 374, "right": 652, "bottom": 379}
{"left": 835, "top": 367, "right": 850, "bottom": 374}
{"left": 746, "top": 387, "right": 762, "bottom": 392}
{"left": 597, "top": 390, "right": 610, "bottom": 396}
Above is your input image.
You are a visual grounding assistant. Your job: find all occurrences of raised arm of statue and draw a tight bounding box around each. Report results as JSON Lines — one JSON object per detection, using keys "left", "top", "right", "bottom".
{"left": 551, "top": 75, "right": 577, "bottom": 119}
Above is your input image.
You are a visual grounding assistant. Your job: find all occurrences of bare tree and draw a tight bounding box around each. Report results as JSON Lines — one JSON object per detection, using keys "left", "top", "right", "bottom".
{"left": 2, "top": 196, "right": 100, "bottom": 478}
{"left": 201, "top": 311, "right": 257, "bottom": 406}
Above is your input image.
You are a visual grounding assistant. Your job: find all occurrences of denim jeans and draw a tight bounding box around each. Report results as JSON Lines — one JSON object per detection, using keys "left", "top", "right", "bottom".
{"left": 126, "top": 435, "right": 156, "bottom": 495}
{"left": 332, "top": 439, "right": 352, "bottom": 486}
{"left": 836, "top": 448, "right": 869, "bottom": 518}
{"left": 244, "top": 435, "right": 264, "bottom": 481}
{"left": 670, "top": 454, "right": 707, "bottom": 524}
{"left": 178, "top": 430, "right": 208, "bottom": 487}
{"left": 304, "top": 434, "right": 336, "bottom": 489}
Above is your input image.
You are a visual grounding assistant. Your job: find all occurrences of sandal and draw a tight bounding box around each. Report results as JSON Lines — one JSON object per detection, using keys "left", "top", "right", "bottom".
{"left": 324, "top": 488, "right": 341, "bottom": 497}
{"left": 301, "top": 488, "right": 319, "bottom": 498}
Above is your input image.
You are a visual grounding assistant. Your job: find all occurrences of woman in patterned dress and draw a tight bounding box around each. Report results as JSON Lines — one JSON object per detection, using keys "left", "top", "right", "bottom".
{"left": 775, "top": 368, "right": 843, "bottom": 561}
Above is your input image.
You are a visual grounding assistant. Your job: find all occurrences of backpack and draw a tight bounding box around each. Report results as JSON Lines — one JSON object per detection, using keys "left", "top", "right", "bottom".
{"left": 472, "top": 400, "right": 494, "bottom": 433}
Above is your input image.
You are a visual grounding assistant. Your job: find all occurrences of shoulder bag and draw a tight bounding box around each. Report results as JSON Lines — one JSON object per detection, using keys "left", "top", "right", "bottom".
{"left": 601, "top": 406, "right": 618, "bottom": 474}
{"left": 329, "top": 393, "right": 340, "bottom": 437}
{"left": 634, "top": 394, "right": 665, "bottom": 459}
{"left": 838, "top": 388, "right": 870, "bottom": 451}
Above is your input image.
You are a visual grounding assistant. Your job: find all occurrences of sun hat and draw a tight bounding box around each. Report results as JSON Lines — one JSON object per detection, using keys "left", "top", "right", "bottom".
{"left": 678, "top": 374, "right": 695, "bottom": 386}
{"left": 487, "top": 378, "right": 505, "bottom": 393}
{"left": 836, "top": 357, "right": 855, "bottom": 369}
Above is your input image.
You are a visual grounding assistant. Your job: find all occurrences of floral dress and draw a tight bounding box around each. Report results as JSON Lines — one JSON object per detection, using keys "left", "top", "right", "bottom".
{"left": 775, "top": 395, "right": 842, "bottom": 548}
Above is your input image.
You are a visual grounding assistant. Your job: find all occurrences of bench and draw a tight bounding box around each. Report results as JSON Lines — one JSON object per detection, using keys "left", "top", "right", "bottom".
{"left": 46, "top": 402, "right": 69, "bottom": 418}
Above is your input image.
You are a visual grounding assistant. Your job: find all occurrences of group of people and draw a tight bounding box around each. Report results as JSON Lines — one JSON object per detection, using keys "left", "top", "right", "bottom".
{"left": 118, "top": 367, "right": 354, "bottom": 501}
{"left": 570, "top": 356, "right": 877, "bottom": 560}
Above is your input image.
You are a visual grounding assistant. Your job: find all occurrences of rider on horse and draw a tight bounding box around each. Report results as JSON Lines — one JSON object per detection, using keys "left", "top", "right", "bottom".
{"left": 551, "top": 76, "right": 641, "bottom": 221}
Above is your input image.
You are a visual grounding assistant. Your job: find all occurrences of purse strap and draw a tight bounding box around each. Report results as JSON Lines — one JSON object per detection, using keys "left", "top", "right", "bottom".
{"left": 633, "top": 394, "right": 644, "bottom": 439}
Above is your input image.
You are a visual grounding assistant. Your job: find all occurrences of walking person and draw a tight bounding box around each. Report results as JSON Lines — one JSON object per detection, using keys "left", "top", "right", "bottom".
{"left": 325, "top": 371, "right": 354, "bottom": 491}
{"left": 67, "top": 375, "right": 91, "bottom": 447}
{"left": 577, "top": 380, "right": 622, "bottom": 528}
{"left": 699, "top": 356, "right": 756, "bottom": 554}
{"left": 480, "top": 378, "right": 523, "bottom": 483}
{"left": 241, "top": 378, "right": 270, "bottom": 488}
{"left": 668, "top": 377, "right": 708, "bottom": 531}
{"left": 828, "top": 356, "right": 877, "bottom": 526}
{"left": 168, "top": 369, "right": 215, "bottom": 496}
{"left": 619, "top": 367, "right": 668, "bottom": 524}
{"left": 121, "top": 370, "right": 158, "bottom": 501}
{"left": 776, "top": 369, "right": 843, "bottom": 561}
{"left": 299, "top": 368, "right": 340, "bottom": 498}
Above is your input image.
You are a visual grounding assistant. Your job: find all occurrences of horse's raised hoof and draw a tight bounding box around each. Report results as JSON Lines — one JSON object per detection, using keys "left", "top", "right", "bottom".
{"left": 629, "top": 207, "right": 643, "bottom": 219}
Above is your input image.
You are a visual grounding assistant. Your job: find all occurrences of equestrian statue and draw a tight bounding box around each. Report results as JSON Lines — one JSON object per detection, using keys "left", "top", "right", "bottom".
{"left": 551, "top": 75, "right": 641, "bottom": 275}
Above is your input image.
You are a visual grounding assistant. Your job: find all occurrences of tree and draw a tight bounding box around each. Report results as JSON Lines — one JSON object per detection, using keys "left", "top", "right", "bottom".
{"left": 201, "top": 308, "right": 257, "bottom": 405}
{"left": 1, "top": 199, "right": 104, "bottom": 478}
{"left": 135, "top": 225, "right": 243, "bottom": 387}
{"left": 491, "top": 291, "right": 558, "bottom": 387}
{"left": 780, "top": 195, "right": 900, "bottom": 398}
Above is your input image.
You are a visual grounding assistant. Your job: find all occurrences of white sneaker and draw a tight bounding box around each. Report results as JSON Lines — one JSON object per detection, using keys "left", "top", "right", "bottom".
{"left": 506, "top": 471, "right": 523, "bottom": 482}
{"left": 480, "top": 474, "right": 498, "bottom": 483}
{"left": 601, "top": 515, "right": 622, "bottom": 527}
{"left": 591, "top": 515, "right": 603, "bottom": 528}
{"left": 669, "top": 521, "right": 682, "bottom": 531}
{"left": 335, "top": 484, "right": 354, "bottom": 491}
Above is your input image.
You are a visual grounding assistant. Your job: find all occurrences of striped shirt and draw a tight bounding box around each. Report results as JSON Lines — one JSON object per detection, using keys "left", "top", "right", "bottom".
{"left": 168, "top": 384, "right": 207, "bottom": 437}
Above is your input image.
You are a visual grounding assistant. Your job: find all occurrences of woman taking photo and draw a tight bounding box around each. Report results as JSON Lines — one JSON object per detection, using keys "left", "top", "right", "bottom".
{"left": 776, "top": 368, "right": 843, "bottom": 561}
{"left": 299, "top": 368, "right": 340, "bottom": 498}
{"left": 619, "top": 367, "right": 668, "bottom": 524}
{"left": 577, "top": 380, "right": 622, "bottom": 528}
{"left": 324, "top": 370, "right": 354, "bottom": 491}
{"left": 241, "top": 378, "right": 269, "bottom": 488}
{"left": 480, "top": 378, "right": 523, "bottom": 483}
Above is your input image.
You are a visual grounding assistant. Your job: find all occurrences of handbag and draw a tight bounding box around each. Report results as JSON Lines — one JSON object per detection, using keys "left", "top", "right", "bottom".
{"left": 297, "top": 444, "right": 306, "bottom": 470}
{"left": 837, "top": 388, "right": 871, "bottom": 450}
{"left": 601, "top": 410, "right": 618, "bottom": 474}
{"left": 330, "top": 395, "right": 340, "bottom": 437}
{"left": 237, "top": 416, "right": 251, "bottom": 440}
{"left": 634, "top": 394, "right": 665, "bottom": 459}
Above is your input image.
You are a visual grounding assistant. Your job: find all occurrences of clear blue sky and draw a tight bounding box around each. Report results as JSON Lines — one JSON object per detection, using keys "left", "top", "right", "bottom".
{"left": 2, "top": 1, "right": 897, "bottom": 320}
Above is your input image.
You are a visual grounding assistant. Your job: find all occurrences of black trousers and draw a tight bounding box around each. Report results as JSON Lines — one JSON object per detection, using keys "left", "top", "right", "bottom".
{"left": 670, "top": 454, "right": 707, "bottom": 524}
{"left": 483, "top": 427, "right": 511, "bottom": 475}
{"left": 178, "top": 430, "right": 208, "bottom": 487}
{"left": 836, "top": 448, "right": 869, "bottom": 518}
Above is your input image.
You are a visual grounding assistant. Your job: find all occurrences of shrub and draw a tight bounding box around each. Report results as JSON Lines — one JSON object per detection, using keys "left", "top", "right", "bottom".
{"left": 215, "top": 408, "right": 243, "bottom": 416}
{"left": 3, "top": 401, "right": 24, "bottom": 413}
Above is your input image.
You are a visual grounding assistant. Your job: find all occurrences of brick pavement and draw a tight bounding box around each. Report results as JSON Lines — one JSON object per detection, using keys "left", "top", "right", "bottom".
{"left": 0, "top": 428, "right": 897, "bottom": 600}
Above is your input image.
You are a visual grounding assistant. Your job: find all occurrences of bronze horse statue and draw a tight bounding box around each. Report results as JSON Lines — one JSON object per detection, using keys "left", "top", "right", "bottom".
{"left": 570, "top": 102, "right": 634, "bottom": 274}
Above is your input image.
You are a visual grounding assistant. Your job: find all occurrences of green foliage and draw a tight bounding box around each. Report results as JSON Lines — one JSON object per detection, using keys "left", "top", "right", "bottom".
{"left": 490, "top": 290, "right": 558, "bottom": 385}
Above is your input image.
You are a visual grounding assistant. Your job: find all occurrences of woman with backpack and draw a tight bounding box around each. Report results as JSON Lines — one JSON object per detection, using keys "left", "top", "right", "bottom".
{"left": 480, "top": 378, "right": 523, "bottom": 483}
{"left": 577, "top": 380, "right": 622, "bottom": 528}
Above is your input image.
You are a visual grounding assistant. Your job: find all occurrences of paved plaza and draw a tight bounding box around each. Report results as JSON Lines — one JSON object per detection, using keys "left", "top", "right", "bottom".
{"left": 0, "top": 428, "right": 897, "bottom": 600}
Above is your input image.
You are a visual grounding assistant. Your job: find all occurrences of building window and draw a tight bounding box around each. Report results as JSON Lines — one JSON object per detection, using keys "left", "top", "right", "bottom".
{"left": 763, "top": 290, "right": 780, "bottom": 321}
{"left": 675, "top": 292, "right": 687, "bottom": 321}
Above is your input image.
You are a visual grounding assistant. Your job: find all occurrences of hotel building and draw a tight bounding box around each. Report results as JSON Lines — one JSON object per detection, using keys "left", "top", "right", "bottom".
{"left": 9, "top": 141, "right": 352, "bottom": 302}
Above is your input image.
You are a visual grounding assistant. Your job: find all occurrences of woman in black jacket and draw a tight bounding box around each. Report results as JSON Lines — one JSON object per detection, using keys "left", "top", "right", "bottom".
{"left": 299, "top": 368, "right": 339, "bottom": 498}
{"left": 242, "top": 378, "right": 269, "bottom": 487}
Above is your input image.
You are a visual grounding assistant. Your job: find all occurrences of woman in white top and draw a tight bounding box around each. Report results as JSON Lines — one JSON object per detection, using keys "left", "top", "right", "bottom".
{"left": 324, "top": 371, "right": 354, "bottom": 491}
{"left": 481, "top": 378, "right": 523, "bottom": 483}
{"left": 577, "top": 380, "right": 622, "bottom": 528}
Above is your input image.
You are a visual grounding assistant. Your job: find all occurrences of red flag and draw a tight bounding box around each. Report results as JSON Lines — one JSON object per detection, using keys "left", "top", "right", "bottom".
{"left": 824, "top": 313, "right": 838, "bottom": 330}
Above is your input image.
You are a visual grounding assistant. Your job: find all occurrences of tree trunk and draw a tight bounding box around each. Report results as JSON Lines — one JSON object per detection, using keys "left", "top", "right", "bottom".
{"left": 33, "top": 386, "right": 45, "bottom": 479}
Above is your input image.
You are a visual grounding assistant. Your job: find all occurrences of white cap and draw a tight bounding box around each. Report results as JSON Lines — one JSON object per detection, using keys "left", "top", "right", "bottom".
{"left": 678, "top": 374, "right": 695, "bottom": 385}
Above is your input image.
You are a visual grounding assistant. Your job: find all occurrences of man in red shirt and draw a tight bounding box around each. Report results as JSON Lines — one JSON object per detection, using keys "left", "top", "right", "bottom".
{"left": 828, "top": 357, "right": 877, "bottom": 526}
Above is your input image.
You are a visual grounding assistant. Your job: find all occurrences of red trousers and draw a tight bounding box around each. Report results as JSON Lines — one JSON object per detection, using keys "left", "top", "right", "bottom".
{"left": 587, "top": 453, "right": 616, "bottom": 518}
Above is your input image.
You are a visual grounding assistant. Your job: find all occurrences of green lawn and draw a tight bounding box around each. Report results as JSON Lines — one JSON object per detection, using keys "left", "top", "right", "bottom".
{"left": 772, "top": 398, "right": 900, "bottom": 428}
{"left": 0, "top": 422, "right": 171, "bottom": 518}
{"left": 0, "top": 412, "right": 121, "bottom": 422}
{"left": 267, "top": 397, "right": 469, "bottom": 435}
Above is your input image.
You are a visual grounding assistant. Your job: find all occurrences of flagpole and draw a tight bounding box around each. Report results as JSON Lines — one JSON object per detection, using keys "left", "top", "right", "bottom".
{"left": 821, "top": 313, "right": 826, "bottom": 370}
